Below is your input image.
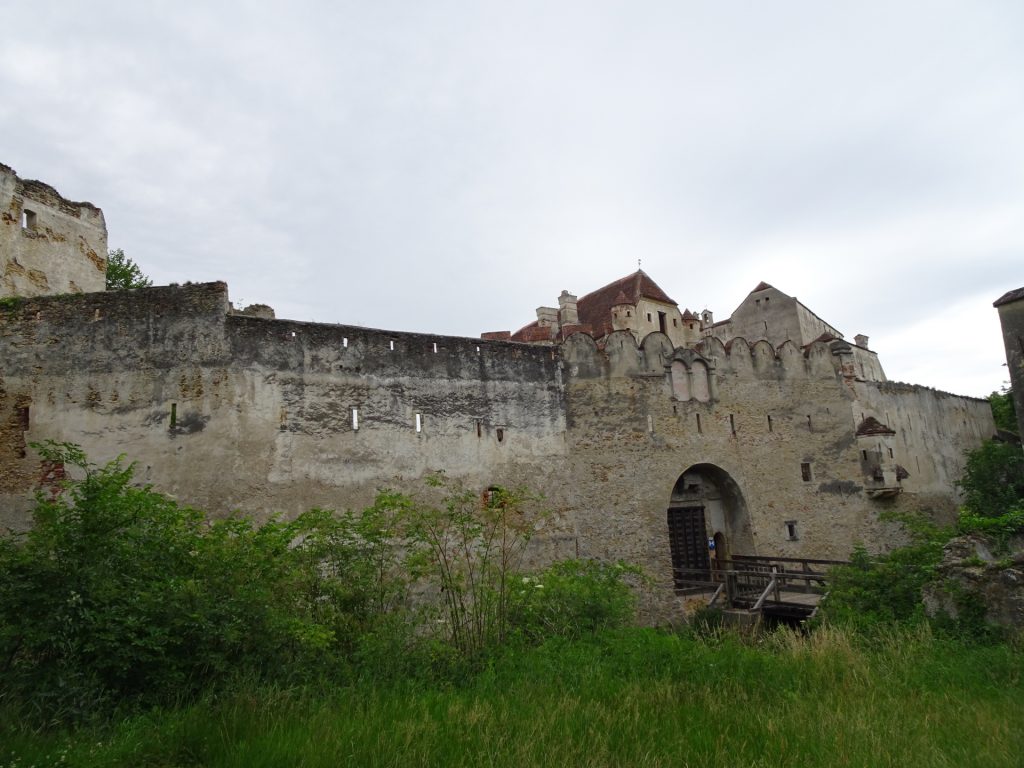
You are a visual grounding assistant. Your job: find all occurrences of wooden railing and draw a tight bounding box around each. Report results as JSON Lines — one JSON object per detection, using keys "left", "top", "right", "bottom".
{"left": 673, "top": 554, "right": 849, "bottom": 615}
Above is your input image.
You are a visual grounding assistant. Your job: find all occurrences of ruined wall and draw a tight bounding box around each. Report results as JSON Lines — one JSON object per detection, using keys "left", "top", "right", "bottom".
{"left": 1, "top": 164, "right": 107, "bottom": 298}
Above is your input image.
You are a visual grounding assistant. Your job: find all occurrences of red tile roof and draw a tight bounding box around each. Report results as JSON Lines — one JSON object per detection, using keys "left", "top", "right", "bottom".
{"left": 511, "top": 270, "right": 677, "bottom": 342}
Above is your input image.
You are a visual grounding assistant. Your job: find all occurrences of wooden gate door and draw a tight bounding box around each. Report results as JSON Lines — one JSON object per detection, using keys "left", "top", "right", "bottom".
{"left": 667, "top": 506, "right": 710, "bottom": 588}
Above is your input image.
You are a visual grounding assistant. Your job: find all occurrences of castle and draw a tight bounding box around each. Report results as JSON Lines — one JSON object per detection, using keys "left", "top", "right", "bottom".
{"left": 0, "top": 163, "right": 999, "bottom": 613}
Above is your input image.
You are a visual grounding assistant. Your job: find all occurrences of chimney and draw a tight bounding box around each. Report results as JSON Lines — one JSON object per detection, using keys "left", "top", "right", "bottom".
{"left": 854, "top": 334, "right": 869, "bottom": 349}
{"left": 558, "top": 290, "right": 579, "bottom": 326}
{"left": 536, "top": 306, "right": 558, "bottom": 328}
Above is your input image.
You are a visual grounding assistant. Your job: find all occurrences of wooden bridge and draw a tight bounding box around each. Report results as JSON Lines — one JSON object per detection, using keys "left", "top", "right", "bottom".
{"left": 674, "top": 554, "right": 849, "bottom": 624}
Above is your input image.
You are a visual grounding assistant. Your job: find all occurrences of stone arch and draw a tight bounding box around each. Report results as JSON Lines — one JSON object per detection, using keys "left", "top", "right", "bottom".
{"left": 667, "top": 464, "right": 754, "bottom": 589}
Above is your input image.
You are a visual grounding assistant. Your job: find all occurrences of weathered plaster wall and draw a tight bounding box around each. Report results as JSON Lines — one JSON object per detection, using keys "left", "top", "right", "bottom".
{"left": 1, "top": 164, "right": 107, "bottom": 298}
{"left": 0, "top": 282, "right": 994, "bottom": 619}
{"left": 0, "top": 283, "right": 567, "bottom": 525}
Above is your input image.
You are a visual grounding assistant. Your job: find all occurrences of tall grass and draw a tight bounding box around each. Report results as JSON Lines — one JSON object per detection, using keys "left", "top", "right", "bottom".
{"left": 3, "top": 625, "right": 1021, "bottom": 768}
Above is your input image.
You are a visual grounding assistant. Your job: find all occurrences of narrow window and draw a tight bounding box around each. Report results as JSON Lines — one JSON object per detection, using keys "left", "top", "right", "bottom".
{"left": 476, "top": 345, "right": 480, "bottom": 353}
{"left": 626, "top": 310, "right": 631, "bottom": 317}
{"left": 806, "top": 414, "right": 812, "bottom": 430}
{"left": 21, "top": 209, "right": 36, "bottom": 230}
{"left": 613, "top": 312, "right": 618, "bottom": 319}
{"left": 415, "top": 413, "right": 422, "bottom": 433}
{"left": 343, "top": 337, "right": 348, "bottom": 348}
{"left": 755, "top": 299, "right": 761, "bottom": 306}
{"left": 861, "top": 450, "right": 868, "bottom": 461}
{"left": 647, "top": 414, "right": 654, "bottom": 433}
{"left": 290, "top": 331, "right": 296, "bottom": 338}
{"left": 432, "top": 342, "right": 438, "bottom": 353}
{"left": 672, "top": 405, "right": 678, "bottom": 416}
{"left": 696, "top": 413, "right": 702, "bottom": 434}
{"left": 763, "top": 321, "right": 768, "bottom": 332}
{"left": 729, "top": 414, "right": 736, "bottom": 436}
{"left": 352, "top": 408, "right": 359, "bottom": 431}
{"left": 17, "top": 405, "right": 30, "bottom": 431}
{"left": 496, "top": 427, "right": 504, "bottom": 443}
{"left": 646, "top": 313, "right": 652, "bottom": 323}
{"left": 170, "top": 403, "right": 177, "bottom": 428}
{"left": 658, "top": 311, "right": 667, "bottom": 334}
{"left": 785, "top": 521, "right": 798, "bottom": 540}
{"left": 767, "top": 414, "right": 773, "bottom": 432}
{"left": 888, "top": 447, "right": 894, "bottom": 459}
{"left": 672, "top": 318, "right": 678, "bottom": 327}
{"left": 389, "top": 340, "right": 395, "bottom": 351}
{"left": 476, "top": 420, "right": 482, "bottom": 438}
{"left": 801, "top": 462, "right": 812, "bottom": 482}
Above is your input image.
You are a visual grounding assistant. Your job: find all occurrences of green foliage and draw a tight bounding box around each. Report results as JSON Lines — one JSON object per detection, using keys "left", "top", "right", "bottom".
{"left": 105, "top": 248, "right": 152, "bottom": 290}
{"left": 958, "top": 505, "right": 1024, "bottom": 549}
{"left": 4, "top": 627, "right": 1023, "bottom": 768}
{"left": 508, "top": 559, "right": 639, "bottom": 641}
{"left": 958, "top": 439, "right": 1024, "bottom": 518}
{"left": 0, "top": 442, "right": 365, "bottom": 720}
{"left": 988, "top": 386, "right": 1017, "bottom": 434}
{"left": 407, "top": 477, "right": 542, "bottom": 656}
{"left": 821, "top": 513, "right": 952, "bottom": 631}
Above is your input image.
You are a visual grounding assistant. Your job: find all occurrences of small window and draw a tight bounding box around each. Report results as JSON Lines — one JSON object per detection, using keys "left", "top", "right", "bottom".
{"left": 432, "top": 342, "right": 438, "bottom": 353}
{"left": 672, "top": 318, "right": 677, "bottom": 327}
{"left": 696, "top": 413, "right": 702, "bottom": 434}
{"left": 888, "top": 447, "right": 894, "bottom": 459}
{"left": 806, "top": 415, "right": 812, "bottom": 430}
{"left": 861, "top": 450, "right": 868, "bottom": 461}
{"left": 767, "top": 414, "right": 773, "bottom": 432}
{"left": 21, "top": 209, "right": 36, "bottom": 230}
{"left": 626, "top": 310, "right": 631, "bottom": 318}
{"left": 496, "top": 427, "right": 504, "bottom": 443}
{"left": 476, "top": 420, "right": 482, "bottom": 438}
{"left": 647, "top": 313, "right": 652, "bottom": 323}
{"left": 17, "top": 405, "right": 30, "bottom": 431}
{"left": 415, "top": 413, "right": 422, "bottom": 433}
{"left": 729, "top": 414, "right": 736, "bottom": 436}
{"left": 343, "top": 337, "right": 348, "bottom": 348}
{"left": 169, "top": 403, "right": 177, "bottom": 428}
{"left": 785, "top": 521, "right": 798, "bottom": 540}
{"left": 800, "top": 462, "right": 812, "bottom": 482}
{"left": 647, "top": 414, "right": 654, "bottom": 433}
{"left": 352, "top": 408, "right": 359, "bottom": 431}
{"left": 389, "top": 340, "right": 395, "bottom": 351}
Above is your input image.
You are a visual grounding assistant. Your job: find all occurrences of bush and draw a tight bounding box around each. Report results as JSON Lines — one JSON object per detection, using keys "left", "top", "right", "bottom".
{"left": 0, "top": 443, "right": 373, "bottom": 720}
{"left": 508, "top": 559, "right": 639, "bottom": 642}
{"left": 957, "top": 440, "right": 1024, "bottom": 519}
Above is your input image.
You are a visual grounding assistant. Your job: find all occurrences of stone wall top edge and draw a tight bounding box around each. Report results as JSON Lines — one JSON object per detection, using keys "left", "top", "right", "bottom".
{"left": 873, "top": 379, "right": 989, "bottom": 403}
{"left": 1, "top": 163, "right": 103, "bottom": 215}
{"left": 0, "top": 281, "right": 230, "bottom": 320}
{"left": 226, "top": 313, "right": 564, "bottom": 362}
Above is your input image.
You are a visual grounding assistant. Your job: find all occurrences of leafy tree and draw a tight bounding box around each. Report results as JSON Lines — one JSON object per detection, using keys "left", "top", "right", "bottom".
{"left": 105, "top": 248, "right": 152, "bottom": 290}
{"left": 957, "top": 439, "right": 1024, "bottom": 519}
{"left": 988, "top": 386, "right": 1017, "bottom": 434}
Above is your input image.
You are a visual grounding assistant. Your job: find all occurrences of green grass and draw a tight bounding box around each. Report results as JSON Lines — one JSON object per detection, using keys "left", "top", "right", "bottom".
{"left": 3, "top": 626, "right": 1021, "bottom": 768}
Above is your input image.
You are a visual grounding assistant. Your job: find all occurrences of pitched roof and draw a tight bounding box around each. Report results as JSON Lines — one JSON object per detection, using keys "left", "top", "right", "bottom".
{"left": 855, "top": 416, "right": 896, "bottom": 437}
{"left": 994, "top": 286, "right": 1024, "bottom": 307}
{"left": 575, "top": 270, "right": 677, "bottom": 338}
{"left": 511, "top": 270, "right": 677, "bottom": 342}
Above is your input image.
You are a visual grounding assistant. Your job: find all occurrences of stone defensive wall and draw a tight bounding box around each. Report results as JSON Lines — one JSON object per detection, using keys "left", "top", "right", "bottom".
{"left": 0, "top": 282, "right": 995, "bottom": 608}
{"left": 0, "top": 282, "right": 567, "bottom": 525}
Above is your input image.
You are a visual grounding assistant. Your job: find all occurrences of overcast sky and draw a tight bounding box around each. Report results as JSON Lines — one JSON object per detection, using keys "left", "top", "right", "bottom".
{"left": 3, "top": 1, "right": 1021, "bottom": 398}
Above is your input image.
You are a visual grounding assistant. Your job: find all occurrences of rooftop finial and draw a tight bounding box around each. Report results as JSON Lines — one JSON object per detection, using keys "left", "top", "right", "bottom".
{"left": 637, "top": 258, "right": 642, "bottom": 270}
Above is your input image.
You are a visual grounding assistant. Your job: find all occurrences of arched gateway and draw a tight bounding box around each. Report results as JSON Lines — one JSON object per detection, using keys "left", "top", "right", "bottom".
{"left": 667, "top": 464, "right": 754, "bottom": 589}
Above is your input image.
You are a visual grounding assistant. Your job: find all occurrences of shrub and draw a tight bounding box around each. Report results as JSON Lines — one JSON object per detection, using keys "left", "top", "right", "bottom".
{"left": 957, "top": 440, "right": 1024, "bottom": 519}
{"left": 508, "top": 559, "right": 639, "bottom": 641}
